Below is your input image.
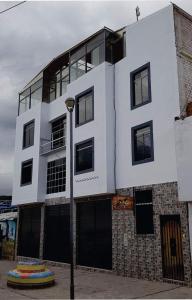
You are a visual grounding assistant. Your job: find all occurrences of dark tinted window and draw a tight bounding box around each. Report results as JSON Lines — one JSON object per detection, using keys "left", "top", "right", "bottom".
{"left": 23, "top": 120, "right": 34, "bottom": 148}
{"left": 21, "top": 159, "right": 33, "bottom": 185}
{"left": 75, "top": 138, "right": 94, "bottom": 174}
{"left": 135, "top": 190, "right": 154, "bottom": 234}
{"left": 76, "top": 88, "right": 93, "bottom": 126}
{"left": 132, "top": 121, "right": 154, "bottom": 165}
{"left": 131, "top": 63, "right": 151, "bottom": 109}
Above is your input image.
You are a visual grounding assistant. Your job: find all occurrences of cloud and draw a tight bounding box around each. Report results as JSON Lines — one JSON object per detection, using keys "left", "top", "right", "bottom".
{"left": 0, "top": 0, "right": 191, "bottom": 195}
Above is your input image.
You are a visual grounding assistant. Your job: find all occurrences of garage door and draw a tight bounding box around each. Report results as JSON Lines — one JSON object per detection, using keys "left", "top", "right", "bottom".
{"left": 76, "top": 199, "right": 112, "bottom": 269}
{"left": 43, "top": 204, "right": 70, "bottom": 263}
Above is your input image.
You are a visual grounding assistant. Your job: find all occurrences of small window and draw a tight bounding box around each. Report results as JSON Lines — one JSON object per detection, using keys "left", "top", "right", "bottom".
{"left": 23, "top": 120, "right": 35, "bottom": 149}
{"left": 130, "top": 62, "right": 151, "bottom": 109}
{"left": 75, "top": 138, "right": 94, "bottom": 174}
{"left": 135, "top": 190, "right": 154, "bottom": 234}
{"left": 75, "top": 87, "right": 94, "bottom": 126}
{"left": 47, "top": 158, "right": 66, "bottom": 194}
{"left": 21, "top": 159, "right": 33, "bottom": 186}
{"left": 132, "top": 121, "right": 154, "bottom": 165}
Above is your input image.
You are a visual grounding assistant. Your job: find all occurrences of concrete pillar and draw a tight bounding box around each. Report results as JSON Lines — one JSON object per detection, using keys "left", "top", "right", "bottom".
{"left": 39, "top": 204, "right": 45, "bottom": 260}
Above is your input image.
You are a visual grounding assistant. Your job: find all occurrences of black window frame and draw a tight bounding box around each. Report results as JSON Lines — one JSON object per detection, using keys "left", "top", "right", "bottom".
{"left": 75, "top": 87, "right": 94, "bottom": 127}
{"left": 135, "top": 189, "right": 154, "bottom": 235}
{"left": 130, "top": 62, "right": 151, "bottom": 110}
{"left": 23, "top": 119, "right": 35, "bottom": 149}
{"left": 20, "top": 159, "right": 33, "bottom": 186}
{"left": 131, "top": 120, "right": 154, "bottom": 165}
{"left": 75, "top": 137, "right": 94, "bottom": 175}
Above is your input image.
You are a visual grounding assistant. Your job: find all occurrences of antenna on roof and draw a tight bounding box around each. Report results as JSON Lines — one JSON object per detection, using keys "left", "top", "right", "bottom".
{"left": 136, "top": 6, "right": 140, "bottom": 21}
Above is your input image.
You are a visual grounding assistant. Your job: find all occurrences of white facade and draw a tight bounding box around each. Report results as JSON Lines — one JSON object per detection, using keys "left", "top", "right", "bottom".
{"left": 13, "top": 62, "right": 115, "bottom": 204}
{"left": 12, "top": 4, "right": 191, "bottom": 206}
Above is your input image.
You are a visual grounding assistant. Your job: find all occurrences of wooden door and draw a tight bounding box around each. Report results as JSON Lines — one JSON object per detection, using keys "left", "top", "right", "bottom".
{"left": 160, "top": 215, "right": 184, "bottom": 281}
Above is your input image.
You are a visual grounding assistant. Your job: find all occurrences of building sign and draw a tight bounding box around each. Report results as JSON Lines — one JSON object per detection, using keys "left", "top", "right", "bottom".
{"left": 112, "top": 195, "right": 134, "bottom": 210}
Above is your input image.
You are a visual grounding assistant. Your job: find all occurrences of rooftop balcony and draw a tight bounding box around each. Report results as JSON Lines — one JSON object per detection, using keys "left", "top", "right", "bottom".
{"left": 18, "top": 27, "right": 125, "bottom": 116}
{"left": 40, "top": 127, "right": 66, "bottom": 156}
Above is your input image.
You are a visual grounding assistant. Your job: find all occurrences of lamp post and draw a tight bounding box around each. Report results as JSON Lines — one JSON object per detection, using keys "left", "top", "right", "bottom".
{"left": 65, "top": 97, "right": 75, "bottom": 300}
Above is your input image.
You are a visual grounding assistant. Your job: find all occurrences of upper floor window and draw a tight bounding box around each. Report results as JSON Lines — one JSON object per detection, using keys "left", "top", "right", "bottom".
{"left": 131, "top": 121, "right": 154, "bottom": 165}
{"left": 47, "top": 158, "right": 66, "bottom": 194}
{"left": 135, "top": 190, "right": 154, "bottom": 234}
{"left": 49, "top": 66, "right": 69, "bottom": 102}
{"left": 130, "top": 62, "right": 151, "bottom": 109}
{"left": 51, "top": 117, "right": 66, "bottom": 150}
{"left": 21, "top": 159, "right": 33, "bottom": 186}
{"left": 23, "top": 120, "right": 35, "bottom": 149}
{"left": 19, "top": 78, "right": 42, "bottom": 115}
{"left": 75, "top": 138, "right": 94, "bottom": 175}
{"left": 75, "top": 87, "right": 94, "bottom": 126}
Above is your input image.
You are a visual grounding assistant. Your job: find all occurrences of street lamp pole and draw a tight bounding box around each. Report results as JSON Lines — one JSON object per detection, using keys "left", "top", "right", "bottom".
{"left": 65, "top": 97, "right": 75, "bottom": 300}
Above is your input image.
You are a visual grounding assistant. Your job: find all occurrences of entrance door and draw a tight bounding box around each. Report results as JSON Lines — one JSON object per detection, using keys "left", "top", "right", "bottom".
{"left": 76, "top": 199, "right": 112, "bottom": 270}
{"left": 43, "top": 204, "right": 70, "bottom": 263}
{"left": 160, "top": 215, "right": 184, "bottom": 281}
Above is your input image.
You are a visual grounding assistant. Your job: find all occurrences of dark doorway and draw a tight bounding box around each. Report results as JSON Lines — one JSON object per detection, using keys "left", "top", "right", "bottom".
{"left": 76, "top": 199, "right": 112, "bottom": 269}
{"left": 43, "top": 204, "right": 70, "bottom": 263}
{"left": 160, "top": 215, "right": 184, "bottom": 281}
{"left": 18, "top": 206, "right": 41, "bottom": 258}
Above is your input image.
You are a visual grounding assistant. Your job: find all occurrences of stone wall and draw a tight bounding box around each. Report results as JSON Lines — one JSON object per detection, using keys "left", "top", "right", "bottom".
{"left": 113, "top": 182, "right": 192, "bottom": 284}
{"left": 174, "top": 6, "right": 192, "bottom": 114}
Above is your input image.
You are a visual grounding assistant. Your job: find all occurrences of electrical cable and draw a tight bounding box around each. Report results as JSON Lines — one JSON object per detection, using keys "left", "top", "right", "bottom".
{"left": 0, "top": 1, "right": 26, "bottom": 15}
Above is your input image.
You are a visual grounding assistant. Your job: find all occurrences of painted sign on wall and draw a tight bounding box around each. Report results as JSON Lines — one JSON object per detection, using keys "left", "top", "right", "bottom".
{"left": 112, "top": 195, "right": 134, "bottom": 210}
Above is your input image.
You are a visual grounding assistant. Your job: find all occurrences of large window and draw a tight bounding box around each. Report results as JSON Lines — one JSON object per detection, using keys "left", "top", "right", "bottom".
{"left": 130, "top": 63, "right": 151, "bottom": 109}
{"left": 131, "top": 121, "right": 154, "bottom": 165}
{"left": 49, "top": 66, "right": 69, "bottom": 102}
{"left": 47, "top": 158, "right": 66, "bottom": 194}
{"left": 76, "top": 87, "right": 94, "bottom": 126}
{"left": 75, "top": 138, "right": 94, "bottom": 174}
{"left": 51, "top": 117, "right": 66, "bottom": 150}
{"left": 19, "top": 78, "right": 42, "bottom": 115}
{"left": 21, "top": 159, "right": 33, "bottom": 186}
{"left": 23, "top": 120, "right": 35, "bottom": 149}
{"left": 135, "top": 190, "right": 154, "bottom": 234}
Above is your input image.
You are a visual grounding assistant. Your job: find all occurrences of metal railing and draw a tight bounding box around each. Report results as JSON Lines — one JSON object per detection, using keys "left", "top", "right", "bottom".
{"left": 40, "top": 128, "right": 66, "bottom": 155}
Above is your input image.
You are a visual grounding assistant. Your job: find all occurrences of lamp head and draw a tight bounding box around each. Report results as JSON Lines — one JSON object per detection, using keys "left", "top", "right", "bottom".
{"left": 65, "top": 97, "right": 75, "bottom": 112}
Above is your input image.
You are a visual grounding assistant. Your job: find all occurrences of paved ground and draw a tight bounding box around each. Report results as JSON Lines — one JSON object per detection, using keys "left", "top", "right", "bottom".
{"left": 0, "top": 260, "right": 192, "bottom": 299}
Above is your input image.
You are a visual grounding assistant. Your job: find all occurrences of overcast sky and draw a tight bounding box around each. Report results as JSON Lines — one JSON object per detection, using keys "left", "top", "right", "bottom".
{"left": 0, "top": 0, "right": 191, "bottom": 195}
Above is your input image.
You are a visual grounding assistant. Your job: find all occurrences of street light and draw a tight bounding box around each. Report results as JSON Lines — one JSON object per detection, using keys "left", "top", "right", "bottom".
{"left": 65, "top": 97, "right": 75, "bottom": 300}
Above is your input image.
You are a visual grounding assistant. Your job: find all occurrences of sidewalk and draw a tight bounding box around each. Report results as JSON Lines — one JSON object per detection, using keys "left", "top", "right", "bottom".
{"left": 0, "top": 260, "right": 192, "bottom": 299}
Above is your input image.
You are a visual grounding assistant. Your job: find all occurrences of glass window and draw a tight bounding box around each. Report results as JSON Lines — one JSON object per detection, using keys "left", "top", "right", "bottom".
{"left": 135, "top": 190, "right": 154, "bottom": 234}
{"left": 70, "top": 56, "right": 86, "bottom": 82}
{"left": 47, "top": 158, "right": 66, "bottom": 194}
{"left": 23, "top": 120, "right": 35, "bottom": 149}
{"left": 132, "top": 121, "right": 154, "bottom": 165}
{"left": 131, "top": 63, "right": 151, "bottom": 109}
{"left": 21, "top": 159, "right": 33, "bottom": 186}
{"left": 31, "top": 88, "right": 42, "bottom": 108}
{"left": 51, "top": 117, "right": 66, "bottom": 150}
{"left": 75, "top": 138, "right": 94, "bottom": 174}
{"left": 86, "top": 46, "right": 100, "bottom": 71}
{"left": 76, "top": 88, "right": 93, "bottom": 126}
{"left": 49, "top": 80, "right": 56, "bottom": 102}
{"left": 19, "top": 97, "right": 30, "bottom": 114}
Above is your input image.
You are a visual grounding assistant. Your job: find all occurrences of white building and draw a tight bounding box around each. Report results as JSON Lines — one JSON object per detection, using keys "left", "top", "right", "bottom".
{"left": 13, "top": 4, "right": 192, "bottom": 284}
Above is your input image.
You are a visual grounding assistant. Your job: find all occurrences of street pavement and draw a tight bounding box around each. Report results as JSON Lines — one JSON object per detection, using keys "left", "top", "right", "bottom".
{"left": 0, "top": 260, "right": 192, "bottom": 299}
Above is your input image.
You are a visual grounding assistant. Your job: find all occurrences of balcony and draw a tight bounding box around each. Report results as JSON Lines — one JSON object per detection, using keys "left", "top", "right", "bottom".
{"left": 40, "top": 128, "right": 66, "bottom": 155}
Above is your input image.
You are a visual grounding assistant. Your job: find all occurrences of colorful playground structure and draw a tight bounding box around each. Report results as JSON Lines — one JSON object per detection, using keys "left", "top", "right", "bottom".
{"left": 7, "top": 261, "right": 55, "bottom": 288}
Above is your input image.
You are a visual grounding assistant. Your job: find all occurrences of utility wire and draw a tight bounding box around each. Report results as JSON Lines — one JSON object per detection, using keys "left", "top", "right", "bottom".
{"left": 0, "top": 1, "right": 26, "bottom": 15}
